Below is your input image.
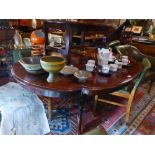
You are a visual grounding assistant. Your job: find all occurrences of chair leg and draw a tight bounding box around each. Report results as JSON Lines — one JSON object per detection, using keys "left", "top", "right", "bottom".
{"left": 125, "top": 89, "right": 136, "bottom": 124}
{"left": 148, "top": 80, "right": 154, "bottom": 94}
{"left": 93, "top": 95, "right": 98, "bottom": 116}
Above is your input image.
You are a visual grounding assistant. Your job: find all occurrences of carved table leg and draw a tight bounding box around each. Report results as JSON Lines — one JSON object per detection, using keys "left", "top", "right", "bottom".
{"left": 78, "top": 94, "right": 87, "bottom": 134}
{"left": 78, "top": 101, "right": 83, "bottom": 135}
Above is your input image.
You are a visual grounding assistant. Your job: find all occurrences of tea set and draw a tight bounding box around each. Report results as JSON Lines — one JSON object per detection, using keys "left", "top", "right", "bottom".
{"left": 84, "top": 48, "right": 130, "bottom": 75}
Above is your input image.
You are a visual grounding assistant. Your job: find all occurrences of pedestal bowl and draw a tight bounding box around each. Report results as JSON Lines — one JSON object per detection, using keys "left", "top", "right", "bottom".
{"left": 40, "top": 56, "right": 65, "bottom": 82}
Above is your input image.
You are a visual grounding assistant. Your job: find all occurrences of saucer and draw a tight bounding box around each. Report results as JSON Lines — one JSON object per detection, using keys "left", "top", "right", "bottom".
{"left": 98, "top": 69, "right": 111, "bottom": 76}
{"left": 108, "top": 60, "right": 115, "bottom": 64}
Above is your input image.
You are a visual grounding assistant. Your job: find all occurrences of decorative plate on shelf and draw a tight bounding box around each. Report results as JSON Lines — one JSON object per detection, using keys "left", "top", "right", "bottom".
{"left": 60, "top": 65, "right": 79, "bottom": 75}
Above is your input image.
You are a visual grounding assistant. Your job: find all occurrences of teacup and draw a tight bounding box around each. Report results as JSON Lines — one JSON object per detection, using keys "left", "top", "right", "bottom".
{"left": 115, "top": 60, "right": 123, "bottom": 69}
{"left": 85, "top": 63, "right": 95, "bottom": 72}
{"left": 122, "top": 58, "right": 129, "bottom": 66}
{"left": 87, "top": 60, "right": 95, "bottom": 65}
{"left": 109, "top": 64, "right": 118, "bottom": 72}
{"left": 121, "top": 55, "right": 129, "bottom": 66}
{"left": 102, "top": 65, "right": 110, "bottom": 73}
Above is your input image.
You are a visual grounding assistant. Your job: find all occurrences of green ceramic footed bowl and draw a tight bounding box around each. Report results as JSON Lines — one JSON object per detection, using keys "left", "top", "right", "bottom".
{"left": 40, "top": 56, "right": 65, "bottom": 73}
{"left": 40, "top": 56, "right": 65, "bottom": 82}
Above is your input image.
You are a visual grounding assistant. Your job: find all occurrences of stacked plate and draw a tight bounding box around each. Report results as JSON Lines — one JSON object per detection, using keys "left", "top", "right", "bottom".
{"left": 19, "top": 57, "right": 45, "bottom": 75}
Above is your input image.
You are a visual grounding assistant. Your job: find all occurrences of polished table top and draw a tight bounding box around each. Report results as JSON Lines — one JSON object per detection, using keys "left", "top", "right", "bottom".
{"left": 11, "top": 57, "right": 142, "bottom": 98}
{"left": 11, "top": 55, "right": 143, "bottom": 134}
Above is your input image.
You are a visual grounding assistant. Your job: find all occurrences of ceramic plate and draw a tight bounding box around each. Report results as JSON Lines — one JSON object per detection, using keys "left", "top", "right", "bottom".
{"left": 25, "top": 69, "right": 46, "bottom": 75}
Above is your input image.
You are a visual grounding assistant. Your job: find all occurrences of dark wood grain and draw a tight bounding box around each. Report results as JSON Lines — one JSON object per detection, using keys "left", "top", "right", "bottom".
{"left": 11, "top": 55, "right": 142, "bottom": 134}
{"left": 131, "top": 42, "right": 155, "bottom": 57}
{"left": 11, "top": 56, "right": 142, "bottom": 97}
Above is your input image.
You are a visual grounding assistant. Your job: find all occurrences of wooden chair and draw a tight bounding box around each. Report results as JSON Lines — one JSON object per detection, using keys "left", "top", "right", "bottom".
{"left": 115, "top": 44, "right": 155, "bottom": 93}
{"left": 106, "top": 40, "right": 121, "bottom": 53}
{"left": 93, "top": 58, "right": 151, "bottom": 124}
{"left": 115, "top": 44, "right": 144, "bottom": 61}
{"left": 107, "top": 40, "right": 121, "bottom": 48}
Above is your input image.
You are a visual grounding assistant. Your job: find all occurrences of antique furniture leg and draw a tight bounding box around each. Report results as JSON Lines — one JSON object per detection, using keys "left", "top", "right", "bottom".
{"left": 78, "top": 102, "right": 83, "bottom": 134}
{"left": 125, "top": 89, "right": 136, "bottom": 124}
{"left": 78, "top": 94, "right": 88, "bottom": 134}
{"left": 93, "top": 95, "right": 99, "bottom": 116}
{"left": 47, "top": 98, "right": 53, "bottom": 120}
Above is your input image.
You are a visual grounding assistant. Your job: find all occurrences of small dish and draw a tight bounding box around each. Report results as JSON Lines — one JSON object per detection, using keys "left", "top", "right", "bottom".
{"left": 74, "top": 70, "right": 92, "bottom": 83}
{"left": 60, "top": 65, "right": 79, "bottom": 75}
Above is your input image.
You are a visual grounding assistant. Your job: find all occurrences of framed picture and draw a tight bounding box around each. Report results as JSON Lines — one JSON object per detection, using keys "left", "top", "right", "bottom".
{"left": 125, "top": 27, "right": 132, "bottom": 32}
{"left": 131, "top": 26, "right": 143, "bottom": 34}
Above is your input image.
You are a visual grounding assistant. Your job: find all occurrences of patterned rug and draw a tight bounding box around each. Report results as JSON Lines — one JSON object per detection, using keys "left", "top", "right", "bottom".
{"left": 134, "top": 104, "right": 155, "bottom": 135}
{"left": 0, "top": 62, "right": 155, "bottom": 135}
{"left": 47, "top": 82, "right": 155, "bottom": 135}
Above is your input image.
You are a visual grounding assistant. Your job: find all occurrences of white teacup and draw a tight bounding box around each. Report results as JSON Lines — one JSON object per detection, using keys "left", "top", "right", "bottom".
{"left": 109, "top": 64, "right": 118, "bottom": 72}
{"left": 122, "top": 58, "right": 129, "bottom": 66}
{"left": 87, "top": 60, "right": 95, "bottom": 65}
{"left": 115, "top": 60, "right": 123, "bottom": 69}
{"left": 102, "top": 65, "right": 110, "bottom": 73}
{"left": 85, "top": 63, "right": 95, "bottom": 72}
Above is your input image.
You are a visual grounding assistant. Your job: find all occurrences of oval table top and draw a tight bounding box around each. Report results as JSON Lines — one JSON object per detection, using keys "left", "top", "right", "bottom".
{"left": 11, "top": 58, "right": 142, "bottom": 98}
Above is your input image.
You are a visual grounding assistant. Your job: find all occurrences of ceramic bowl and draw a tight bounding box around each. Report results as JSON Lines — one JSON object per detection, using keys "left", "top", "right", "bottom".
{"left": 74, "top": 70, "right": 92, "bottom": 83}
{"left": 19, "top": 57, "right": 42, "bottom": 71}
{"left": 40, "top": 56, "right": 65, "bottom": 82}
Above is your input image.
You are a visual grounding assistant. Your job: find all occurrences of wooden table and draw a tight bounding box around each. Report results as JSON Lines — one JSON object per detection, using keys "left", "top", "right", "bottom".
{"left": 11, "top": 56, "right": 142, "bottom": 134}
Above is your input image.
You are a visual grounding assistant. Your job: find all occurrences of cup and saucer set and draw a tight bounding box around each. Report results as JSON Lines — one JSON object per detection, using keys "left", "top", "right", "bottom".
{"left": 98, "top": 55, "right": 130, "bottom": 76}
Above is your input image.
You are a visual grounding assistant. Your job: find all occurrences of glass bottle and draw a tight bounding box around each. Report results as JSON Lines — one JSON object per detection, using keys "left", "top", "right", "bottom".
{"left": 13, "top": 30, "right": 24, "bottom": 49}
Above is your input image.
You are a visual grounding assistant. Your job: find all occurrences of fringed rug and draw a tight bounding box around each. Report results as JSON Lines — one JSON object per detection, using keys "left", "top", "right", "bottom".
{"left": 47, "top": 82, "right": 155, "bottom": 135}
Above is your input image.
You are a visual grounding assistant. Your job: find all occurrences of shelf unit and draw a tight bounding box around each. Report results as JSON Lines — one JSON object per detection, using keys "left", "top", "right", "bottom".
{"left": 43, "top": 20, "right": 116, "bottom": 63}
